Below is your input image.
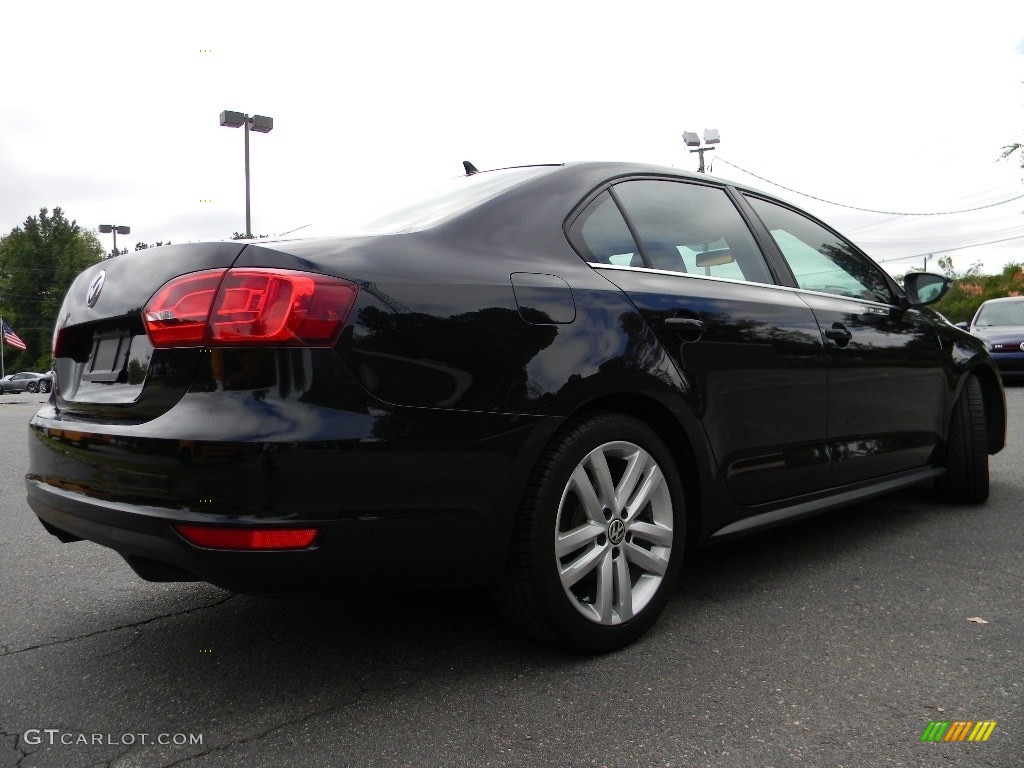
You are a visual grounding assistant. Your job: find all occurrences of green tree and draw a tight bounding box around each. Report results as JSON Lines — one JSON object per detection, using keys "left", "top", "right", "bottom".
{"left": 0, "top": 207, "right": 103, "bottom": 370}
{"left": 935, "top": 255, "right": 982, "bottom": 281}
{"left": 932, "top": 262, "right": 1024, "bottom": 323}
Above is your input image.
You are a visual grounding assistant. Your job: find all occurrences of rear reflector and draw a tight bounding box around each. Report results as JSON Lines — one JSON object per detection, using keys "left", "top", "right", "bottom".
{"left": 144, "top": 268, "right": 358, "bottom": 347}
{"left": 174, "top": 524, "right": 321, "bottom": 550}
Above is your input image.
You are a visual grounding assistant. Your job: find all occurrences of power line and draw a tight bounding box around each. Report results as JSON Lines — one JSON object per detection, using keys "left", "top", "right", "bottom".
{"left": 876, "top": 234, "right": 1024, "bottom": 263}
{"left": 716, "top": 157, "right": 1024, "bottom": 216}
{"left": 856, "top": 223, "right": 1024, "bottom": 248}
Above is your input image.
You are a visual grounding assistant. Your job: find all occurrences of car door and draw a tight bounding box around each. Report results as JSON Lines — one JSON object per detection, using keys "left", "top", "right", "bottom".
{"left": 744, "top": 195, "right": 947, "bottom": 485}
{"left": 570, "top": 179, "right": 830, "bottom": 506}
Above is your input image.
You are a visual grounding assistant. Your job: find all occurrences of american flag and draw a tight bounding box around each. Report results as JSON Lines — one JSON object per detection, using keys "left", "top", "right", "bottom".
{"left": 2, "top": 320, "right": 27, "bottom": 350}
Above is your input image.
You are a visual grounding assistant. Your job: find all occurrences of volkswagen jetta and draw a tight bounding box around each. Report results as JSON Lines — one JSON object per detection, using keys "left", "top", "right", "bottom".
{"left": 26, "top": 162, "right": 1005, "bottom": 651}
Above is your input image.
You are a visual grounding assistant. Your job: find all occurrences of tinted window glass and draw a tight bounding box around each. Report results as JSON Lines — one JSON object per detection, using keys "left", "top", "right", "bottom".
{"left": 573, "top": 191, "right": 639, "bottom": 266}
{"left": 975, "top": 300, "right": 1024, "bottom": 327}
{"left": 612, "top": 180, "right": 774, "bottom": 284}
{"left": 747, "top": 196, "right": 893, "bottom": 303}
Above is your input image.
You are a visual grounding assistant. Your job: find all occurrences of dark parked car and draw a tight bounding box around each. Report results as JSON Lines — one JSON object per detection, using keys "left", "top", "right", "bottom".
{"left": 1, "top": 371, "right": 52, "bottom": 394}
{"left": 26, "top": 162, "right": 1005, "bottom": 651}
{"left": 962, "top": 296, "right": 1024, "bottom": 380}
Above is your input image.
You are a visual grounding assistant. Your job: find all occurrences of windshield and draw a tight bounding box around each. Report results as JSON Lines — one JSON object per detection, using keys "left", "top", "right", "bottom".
{"left": 356, "top": 166, "right": 558, "bottom": 234}
{"left": 975, "top": 300, "right": 1024, "bottom": 327}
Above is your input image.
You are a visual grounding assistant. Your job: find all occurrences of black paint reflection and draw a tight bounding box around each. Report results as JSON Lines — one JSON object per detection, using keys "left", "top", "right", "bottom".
{"left": 350, "top": 306, "right": 557, "bottom": 410}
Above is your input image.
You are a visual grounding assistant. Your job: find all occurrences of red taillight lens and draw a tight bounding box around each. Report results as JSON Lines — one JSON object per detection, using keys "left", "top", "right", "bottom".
{"left": 144, "top": 268, "right": 358, "bottom": 347}
{"left": 144, "top": 270, "right": 228, "bottom": 346}
{"left": 174, "top": 524, "right": 321, "bottom": 550}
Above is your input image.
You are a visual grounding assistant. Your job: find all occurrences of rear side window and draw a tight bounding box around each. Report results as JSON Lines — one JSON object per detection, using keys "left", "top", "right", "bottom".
{"left": 746, "top": 196, "right": 894, "bottom": 304}
{"left": 571, "top": 191, "right": 639, "bottom": 266}
{"left": 611, "top": 180, "right": 774, "bottom": 284}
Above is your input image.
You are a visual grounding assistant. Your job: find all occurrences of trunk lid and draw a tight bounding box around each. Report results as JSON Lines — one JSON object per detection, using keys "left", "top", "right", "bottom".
{"left": 52, "top": 243, "right": 247, "bottom": 419}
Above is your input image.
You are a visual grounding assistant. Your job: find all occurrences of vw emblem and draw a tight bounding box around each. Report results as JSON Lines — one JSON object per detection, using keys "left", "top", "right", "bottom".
{"left": 607, "top": 518, "right": 626, "bottom": 545}
{"left": 86, "top": 271, "right": 106, "bottom": 308}
{"left": 1019, "top": 342, "right": 1024, "bottom": 352}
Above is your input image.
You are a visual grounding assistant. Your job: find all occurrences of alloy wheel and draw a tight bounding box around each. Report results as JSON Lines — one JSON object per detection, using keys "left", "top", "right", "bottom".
{"left": 554, "top": 440, "right": 674, "bottom": 625}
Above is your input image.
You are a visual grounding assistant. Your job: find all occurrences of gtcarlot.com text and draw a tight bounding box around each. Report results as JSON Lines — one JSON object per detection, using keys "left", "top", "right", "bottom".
{"left": 23, "top": 729, "right": 203, "bottom": 746}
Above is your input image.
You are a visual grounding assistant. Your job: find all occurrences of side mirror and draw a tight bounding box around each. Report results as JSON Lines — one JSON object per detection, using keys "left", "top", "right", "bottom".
{"left": 903, "top": 272, "right": 949, "bottom": 307}
{"left": 954, "top": 321, "right": 969, "bottom": 330}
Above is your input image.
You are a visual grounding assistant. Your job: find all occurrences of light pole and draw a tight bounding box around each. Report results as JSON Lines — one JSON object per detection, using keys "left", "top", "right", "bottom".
{"left": 220, "top": 110, "right": 274, "bottom": 238}
{"left": 683, "top": 129, "right": 720, "bottom": 173}
{"left": 98, "top": 224, "right": 130, "bottom": 257}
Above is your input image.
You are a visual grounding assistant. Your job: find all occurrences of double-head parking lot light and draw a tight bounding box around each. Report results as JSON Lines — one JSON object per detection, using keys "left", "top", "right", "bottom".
{"left": 98, "top": 224, "right": 131, "bottom": 257}
{"left": 220, "top": 110, "right": 274, "bottom": 238}
{"left": 683, "top": 129, "right": 720, "bottom": 173}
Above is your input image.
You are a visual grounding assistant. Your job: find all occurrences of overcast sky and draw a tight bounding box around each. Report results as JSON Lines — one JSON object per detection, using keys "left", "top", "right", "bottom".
{"left": 2, "top": 0, "right": 1023, "bottom": 276}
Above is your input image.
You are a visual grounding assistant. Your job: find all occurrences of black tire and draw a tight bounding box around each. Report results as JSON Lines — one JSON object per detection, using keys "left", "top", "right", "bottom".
{"left": 27, "top": 381, "right": 38, "bottom": 393}
{"left": 494, "top": 412, "right": 686, "bottom": 653}
{"left": 39, "top": 380, "right": 51, "bottom": 394}
{"left": 937, "top": 374, "right": 989, "bottom": 503}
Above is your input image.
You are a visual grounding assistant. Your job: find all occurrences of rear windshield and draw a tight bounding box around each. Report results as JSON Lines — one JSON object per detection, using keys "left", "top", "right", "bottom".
{"left": 356, "top": 166, "right": 557, "bottom": 234}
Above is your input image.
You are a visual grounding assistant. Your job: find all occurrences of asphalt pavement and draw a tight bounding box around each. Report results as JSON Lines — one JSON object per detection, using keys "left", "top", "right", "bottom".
{"left": 1, "top": 389, "right": 1021, "bottom": 768}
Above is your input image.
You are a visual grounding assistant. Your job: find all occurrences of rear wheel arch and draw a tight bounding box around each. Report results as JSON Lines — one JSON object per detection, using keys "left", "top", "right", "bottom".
{"left": 552, "top": 392, "right": 706, "bottom": 546}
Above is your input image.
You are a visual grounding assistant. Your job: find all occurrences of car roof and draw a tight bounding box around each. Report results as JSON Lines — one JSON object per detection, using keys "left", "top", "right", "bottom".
{"left": 979, "top": 296, "right": 1024, "bottom": 305}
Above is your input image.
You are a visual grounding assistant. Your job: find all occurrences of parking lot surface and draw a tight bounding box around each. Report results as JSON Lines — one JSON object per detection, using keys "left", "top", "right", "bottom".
{"left": 1, "top": 389, "right": 1021, "bottom": 767}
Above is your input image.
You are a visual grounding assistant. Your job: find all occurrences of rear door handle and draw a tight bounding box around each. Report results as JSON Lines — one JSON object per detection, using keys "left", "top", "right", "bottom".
{"left": 824, "top": 323, "right": 852, "bottom": 346}
{"left": 664, "top": 317, "right": 704, "bottom": 331}
{"left": 664, "top": 316, "right": 704, "bottom": 342}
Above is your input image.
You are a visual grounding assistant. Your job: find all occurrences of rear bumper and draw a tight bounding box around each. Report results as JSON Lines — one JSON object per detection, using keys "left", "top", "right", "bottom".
{"left": 27, "top": 402, "right": 550, "bottom": 594}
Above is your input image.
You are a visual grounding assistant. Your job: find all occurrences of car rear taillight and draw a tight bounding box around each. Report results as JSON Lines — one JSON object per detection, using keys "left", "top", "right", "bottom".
{"left": 145, "top": 270, "right": 227, "bottom": 346}
{"left": 144, "top": 268, "right": 358, "bottom": 347}
{"left": 174, "top": 524, "right": 321, "bottom": 550}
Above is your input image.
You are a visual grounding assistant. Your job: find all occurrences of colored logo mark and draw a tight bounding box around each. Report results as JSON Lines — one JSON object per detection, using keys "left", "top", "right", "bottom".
{"left": 920, "top": 721, "right": 996, "bottom": 742}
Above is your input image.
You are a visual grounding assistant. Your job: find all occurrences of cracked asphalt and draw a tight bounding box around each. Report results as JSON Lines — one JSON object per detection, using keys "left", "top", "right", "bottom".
{"left": 1, "top": 390, "right": 1022, "bottom": 767}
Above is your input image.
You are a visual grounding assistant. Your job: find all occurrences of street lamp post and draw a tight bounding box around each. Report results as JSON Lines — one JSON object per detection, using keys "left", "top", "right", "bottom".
{"left": 98, "top": 224, "right": 130, "bottom": 257}
{"left": 682, "top": 129, "right": 720, "bottom": 173}
{"left": 219, "top": 110, "right": 274, "bottom": 238}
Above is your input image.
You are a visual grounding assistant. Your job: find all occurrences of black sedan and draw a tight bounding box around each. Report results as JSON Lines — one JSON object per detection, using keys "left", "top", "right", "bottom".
{"left": 26, "top": 162, "right": 1005, "bottom": 652}
{"left": 964, "top": 296, "right": 1024, "bottom": 381}
{"left": 1, "top": 371, "right": 52, "bottom": 394}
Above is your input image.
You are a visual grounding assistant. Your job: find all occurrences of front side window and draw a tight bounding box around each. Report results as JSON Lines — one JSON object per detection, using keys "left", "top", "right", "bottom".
{"left": 746, "top": 196, "right": 893, "bottom": 304}
{"left": 612, "top": 180, "right": 774, "bottom": 284}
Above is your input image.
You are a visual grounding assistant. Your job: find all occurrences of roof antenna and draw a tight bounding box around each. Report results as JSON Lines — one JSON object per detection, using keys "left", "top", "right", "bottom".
{"left": 463, "top": 160, "right": 480, "bottom": 176}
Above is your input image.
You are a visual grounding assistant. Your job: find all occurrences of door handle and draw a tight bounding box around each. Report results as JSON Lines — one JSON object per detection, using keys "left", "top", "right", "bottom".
{"left": 824, "top": 323, "right": 852, "bottom": 346}
{"left": 664, "top": 316, "right": 704, "bottom": 343}
{"left": 664, "top": 317, "right": 704, "bottom": 331}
